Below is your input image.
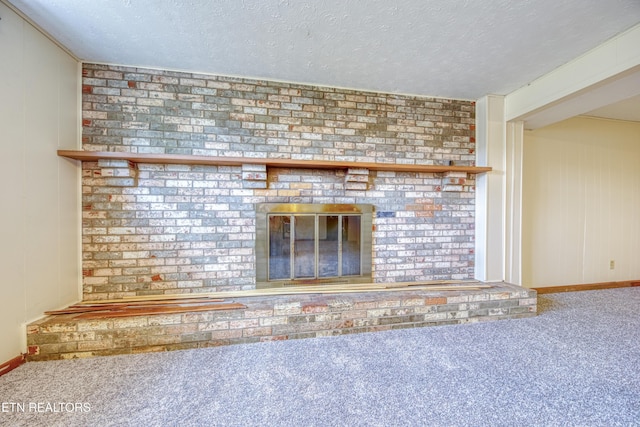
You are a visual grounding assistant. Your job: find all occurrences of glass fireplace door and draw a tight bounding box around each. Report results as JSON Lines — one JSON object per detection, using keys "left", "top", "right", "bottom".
{"left": 267, "top": 214, "right": 362, "bottom": 282}
{"left": 318, "top": 215, "right": 339, "bottom": 278}
{"left": 293, "top": 215, "right": 315, "bottom": 279}
{"left": 341, "top": 215, "right": 362, "bottom": 276}
{"left": 268, "top": 216, "right": 291, "bottom": 281}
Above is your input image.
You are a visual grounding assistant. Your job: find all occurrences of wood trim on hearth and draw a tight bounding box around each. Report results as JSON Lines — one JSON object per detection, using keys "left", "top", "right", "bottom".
{"left": 533, "top": 280, "right": 640, "bottom": 294}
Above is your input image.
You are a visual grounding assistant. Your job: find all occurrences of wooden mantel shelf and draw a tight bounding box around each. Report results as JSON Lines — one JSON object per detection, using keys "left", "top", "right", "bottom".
{"left": 57, "top": 150, "right": 492, "bottom": 174}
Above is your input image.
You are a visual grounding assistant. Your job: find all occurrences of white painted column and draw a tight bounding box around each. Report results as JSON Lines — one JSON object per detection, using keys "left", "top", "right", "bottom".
{"left": 504, "top": 121, "right": 524, "bottom": 285}
{"left": 475, "top": 95, "right": 505, "bottom": 282}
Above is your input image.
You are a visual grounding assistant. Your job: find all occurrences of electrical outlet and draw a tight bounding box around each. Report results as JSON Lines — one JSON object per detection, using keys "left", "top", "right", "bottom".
{"left": 610, "top": 260, "right": 615, "bottom": 270}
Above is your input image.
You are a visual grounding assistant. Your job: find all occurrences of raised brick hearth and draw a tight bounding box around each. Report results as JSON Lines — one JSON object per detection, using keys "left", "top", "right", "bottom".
{"left": 22, "top": 65, "right": 534, "bottom": 363}
{"left": 26, "top": 282, "right": 536, "bottom": 361}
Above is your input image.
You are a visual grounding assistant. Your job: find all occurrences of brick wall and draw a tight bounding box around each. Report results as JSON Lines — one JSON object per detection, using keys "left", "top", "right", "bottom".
{"left": 81, "top": 63, "right": 476, "bottom": 300}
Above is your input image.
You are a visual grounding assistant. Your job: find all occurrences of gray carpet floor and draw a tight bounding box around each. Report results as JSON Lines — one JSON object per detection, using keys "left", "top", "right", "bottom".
{"left": 1, "top": 287, "right": 639, "bottom": 427}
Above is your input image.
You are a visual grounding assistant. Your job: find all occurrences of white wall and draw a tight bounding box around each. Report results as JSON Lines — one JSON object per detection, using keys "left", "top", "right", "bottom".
{"left": 522, "top": 116, "right": 640, "bottom": 287}
{"left": 0, "top": 1, "right": 80, "bottom": 364}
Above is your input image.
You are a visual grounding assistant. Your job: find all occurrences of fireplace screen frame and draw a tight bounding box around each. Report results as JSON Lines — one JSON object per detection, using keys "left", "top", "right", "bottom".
{"left": 255, "top": 204, "right": 373, "bottom": 288}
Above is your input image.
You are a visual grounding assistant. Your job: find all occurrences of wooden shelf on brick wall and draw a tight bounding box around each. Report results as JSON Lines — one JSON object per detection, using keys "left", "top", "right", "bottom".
{"left": 57, "top": 150, "right": 492, "bottom": 174}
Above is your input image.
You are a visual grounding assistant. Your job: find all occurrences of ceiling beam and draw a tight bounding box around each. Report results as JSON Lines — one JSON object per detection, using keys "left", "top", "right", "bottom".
{"left": 505, "top": 23, "right": 640, "bottom": 129}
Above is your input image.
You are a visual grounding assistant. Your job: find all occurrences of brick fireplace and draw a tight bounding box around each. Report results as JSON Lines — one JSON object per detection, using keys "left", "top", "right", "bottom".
{"left": 80, "top": 63, "right": 478, "bottom": 300}
{"left": 24, "top": 63, "right": 542, "bottom": 361}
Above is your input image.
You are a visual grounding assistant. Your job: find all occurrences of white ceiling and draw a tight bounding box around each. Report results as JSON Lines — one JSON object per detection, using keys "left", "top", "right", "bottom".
{"left": 5, "top": 0, "right": 640, "bottom": 119}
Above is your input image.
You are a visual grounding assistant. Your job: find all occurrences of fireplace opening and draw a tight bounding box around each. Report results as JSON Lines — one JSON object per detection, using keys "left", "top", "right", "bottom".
{"left": 256, "top": 204, "right": 373, "bottom": 288}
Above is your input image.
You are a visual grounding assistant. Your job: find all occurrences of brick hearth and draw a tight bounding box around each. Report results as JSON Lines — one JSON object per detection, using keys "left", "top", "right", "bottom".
{"left": 26, "top": 282, "right": 536, "bottom": 361}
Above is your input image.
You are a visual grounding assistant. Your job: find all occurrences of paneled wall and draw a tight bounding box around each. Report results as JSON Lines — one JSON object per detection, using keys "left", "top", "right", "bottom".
{"left": 0, "top": 2, "right": 80, "bottom": 364}
{"left": 522, "top": 116, "right": 640, "bottom": 287}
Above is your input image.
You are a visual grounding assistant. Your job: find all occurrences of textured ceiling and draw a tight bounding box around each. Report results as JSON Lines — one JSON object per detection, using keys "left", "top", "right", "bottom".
{"left": 5, "top": 0, "right": 640, "bottom": 101}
